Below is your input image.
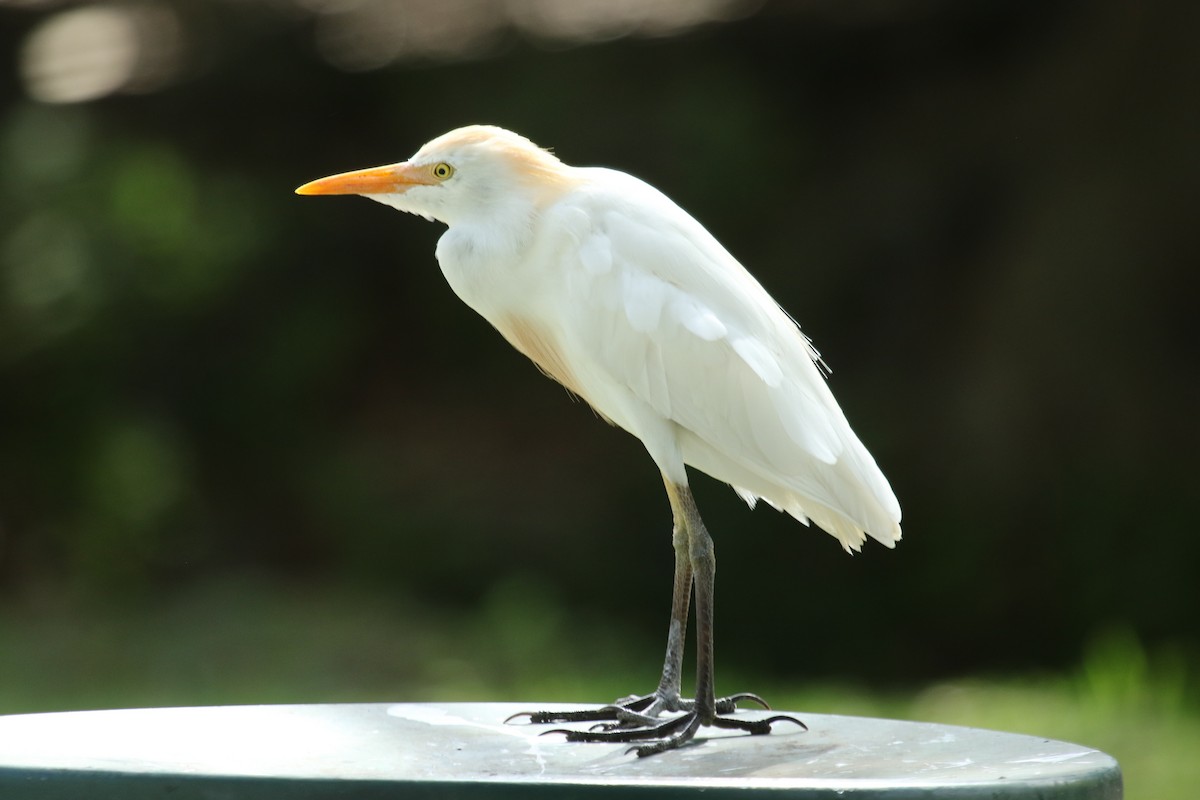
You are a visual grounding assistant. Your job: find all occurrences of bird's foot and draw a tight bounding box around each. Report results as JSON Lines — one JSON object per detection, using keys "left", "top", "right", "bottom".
{"left": 504, "top": 690, "right": 762, "bottom": 727}
{"left": 506, "top": 692, "right": 804, "bottom": 757}
{"left": 546, "top": 706, "right": 805, "bottom": 758}
{"left": 505, "top": 690, "right": 681, "bottom": 728}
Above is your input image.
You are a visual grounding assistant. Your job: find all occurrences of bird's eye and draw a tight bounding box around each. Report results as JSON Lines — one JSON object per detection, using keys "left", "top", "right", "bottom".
{"left": 432, "top": 162, "right": 455, "bottom": 180}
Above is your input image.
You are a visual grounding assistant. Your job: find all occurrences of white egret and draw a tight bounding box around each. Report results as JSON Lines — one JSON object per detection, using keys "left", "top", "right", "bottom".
{"left": 296, "top": 125, "right": 901, "bottom": 756}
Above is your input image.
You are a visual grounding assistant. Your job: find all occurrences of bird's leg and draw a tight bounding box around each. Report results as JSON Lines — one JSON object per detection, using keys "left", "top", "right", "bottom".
{"left": 688, "top": 490, "right": 717, "bottom": 726}
{"left": 648, "top": 512, "right": 694, "bottom": 709}
{"left": 580, "top": 503, "right": 694, "bottom": 729}
{"left": 526, "top": 480, "right": 804, "bottom": 756}
{"left": 611, "top": 482, "right": 803, "bottom": 756}
{"left": 505, "top": 484, "right": 694, "bottom": 728}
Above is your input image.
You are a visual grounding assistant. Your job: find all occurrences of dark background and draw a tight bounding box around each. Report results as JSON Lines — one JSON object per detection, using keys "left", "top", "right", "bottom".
{"left": 0, "top": 0, "right": 1195, "bottom": 690}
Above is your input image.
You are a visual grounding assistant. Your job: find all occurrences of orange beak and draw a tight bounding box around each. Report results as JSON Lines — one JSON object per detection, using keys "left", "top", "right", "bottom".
{"left": 295, "top": 162, "right": 435, "bottom": 196}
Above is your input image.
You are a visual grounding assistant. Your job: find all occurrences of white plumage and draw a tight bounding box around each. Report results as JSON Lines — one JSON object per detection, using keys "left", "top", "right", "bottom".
{"left": 298, "top": 125, "right": 900, "bottom": 551}
{"left": 297, "top": 124, "right": 901, "bottom": 755}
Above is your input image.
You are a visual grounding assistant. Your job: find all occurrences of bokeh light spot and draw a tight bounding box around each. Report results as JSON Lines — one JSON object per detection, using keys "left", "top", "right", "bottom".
{"left": 19, "top": 4, "right": 182, "bottom": 104}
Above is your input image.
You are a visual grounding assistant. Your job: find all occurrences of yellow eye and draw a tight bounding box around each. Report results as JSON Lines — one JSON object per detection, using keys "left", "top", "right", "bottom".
{"left": 432, "top": 162, "right": 454, "bottom": 180}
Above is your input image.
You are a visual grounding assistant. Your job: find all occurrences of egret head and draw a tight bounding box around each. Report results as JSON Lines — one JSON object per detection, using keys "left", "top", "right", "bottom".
{"left": 296, "top": 125, "right": 572, "bottom": 225}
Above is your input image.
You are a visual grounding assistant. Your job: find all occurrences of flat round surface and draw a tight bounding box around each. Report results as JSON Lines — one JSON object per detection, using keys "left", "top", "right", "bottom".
{"left": 0, "top": 702, "right": 1121, "bottom": 798}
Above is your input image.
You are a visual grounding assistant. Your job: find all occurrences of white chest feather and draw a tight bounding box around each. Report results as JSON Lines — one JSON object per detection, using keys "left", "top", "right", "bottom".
{"left": 436, "top": 223, "right": 521, "bottom": 312}
{"left": 435, "top": 216, "right": 587, "bottom": 400}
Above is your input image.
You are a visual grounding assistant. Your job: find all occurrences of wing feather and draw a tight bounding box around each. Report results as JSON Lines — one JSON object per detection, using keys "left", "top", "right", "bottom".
{"left": 539, "top": 170, "right": 901, "bottom": 549}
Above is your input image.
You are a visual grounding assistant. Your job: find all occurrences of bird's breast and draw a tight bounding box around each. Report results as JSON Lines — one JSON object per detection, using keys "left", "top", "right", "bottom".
{"left": 436, "top": 216, "right": 602, "bottom": 410}
{"left": 435, "top": 219, "right": 538, "bottom": 310}
{"left": 492, "top": 314, "right": 585, "bottom": 399}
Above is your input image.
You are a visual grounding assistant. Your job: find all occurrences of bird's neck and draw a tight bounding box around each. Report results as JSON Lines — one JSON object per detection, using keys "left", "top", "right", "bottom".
{"left": 434, "top": 172, "right": 582, "bottom": 319}
{"left": 435, "top": 202, "right": 537, "bottom": 317}
{"left": 440, "top": 194, "right": 536, "bottom": 258}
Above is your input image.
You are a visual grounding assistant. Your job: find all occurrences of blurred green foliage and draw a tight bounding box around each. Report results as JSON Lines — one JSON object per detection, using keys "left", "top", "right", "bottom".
{"left": 0, "top": 0, "right": 1196, "bottom": 738}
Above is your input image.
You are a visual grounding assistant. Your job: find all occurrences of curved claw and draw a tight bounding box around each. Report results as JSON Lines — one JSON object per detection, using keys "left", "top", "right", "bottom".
{"left": 715, "top": 692, "right": 771, "bottom": 713}
{"left": 761, "top": 714, "right": 808, "bottom": 732}
{"left": 709, "top": 710, "right": 807, "bottom": 737}
{"left": 539, "top": 728, "right": 574, "bottom": 738}
{"left": 504, "top": 711, "right": 534, "bottom": 725}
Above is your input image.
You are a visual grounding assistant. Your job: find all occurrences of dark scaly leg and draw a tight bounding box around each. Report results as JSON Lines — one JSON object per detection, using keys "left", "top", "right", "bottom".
{"left": 506, "top": 478, "right": 698, "bottom": 727}
{"left": 508, "top": 477, "right": 803, "bottom": 755}
{"left": 588, "top": 490, "right": 695, "bottom": 727}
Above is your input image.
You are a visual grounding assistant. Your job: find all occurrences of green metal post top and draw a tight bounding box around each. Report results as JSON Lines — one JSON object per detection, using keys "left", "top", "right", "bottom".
{"left": 0, "top": 702, "right": 1121, "bottom": 799}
